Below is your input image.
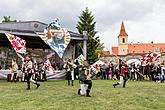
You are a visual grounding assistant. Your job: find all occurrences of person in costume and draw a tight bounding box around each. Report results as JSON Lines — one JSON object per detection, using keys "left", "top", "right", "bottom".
{"left": 24, "top": 56, "right": 40, "bottom": 90}
{"left": 77, "top": 61, "right": 88, "bottom": 96}
{"left": 113, "top": 63, "right": 129, "bottom": 88}
{"left": 22, "top": 61, "right": 27, "bottom": 82}
{"left": 11, "top": 59, "right": 18, "bottom": 82}
{"left": 63, "top": 59, "right": 71, "bottom": 86}
{"left": 63, "top": 59, "right": 77, "bottom": 86}
{"left": 78, "top": 60, "right": 96, "bottom": 97}
{"left": 33, "top": 63, "right": 39, "bottom": 80}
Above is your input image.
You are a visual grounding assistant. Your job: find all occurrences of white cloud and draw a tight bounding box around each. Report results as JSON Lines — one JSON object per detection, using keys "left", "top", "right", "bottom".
{"left": 0, "top": 0, "right": 165, "bottom": 52}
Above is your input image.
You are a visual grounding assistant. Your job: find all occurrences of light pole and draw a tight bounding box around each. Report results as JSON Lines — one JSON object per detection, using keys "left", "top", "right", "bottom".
{"left": 83, "top": 31, "right": 88, "bottom": 59}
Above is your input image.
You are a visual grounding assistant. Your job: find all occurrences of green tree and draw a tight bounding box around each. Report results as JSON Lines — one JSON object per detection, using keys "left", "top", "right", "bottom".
{"left": 2, "top": 16, "right": 17, "bottom": 22}
{"left": 76, "top": 7, "right": 104, "bottom": 64}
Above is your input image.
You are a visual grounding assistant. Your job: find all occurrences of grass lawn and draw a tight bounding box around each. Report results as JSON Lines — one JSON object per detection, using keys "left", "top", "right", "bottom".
{"left": 0, "top": 80, "right": 165, "bottom": 110}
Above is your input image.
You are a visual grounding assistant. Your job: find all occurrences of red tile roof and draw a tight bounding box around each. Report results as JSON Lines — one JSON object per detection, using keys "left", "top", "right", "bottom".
{"left": 101, "top": 51, "right": 110, "bottom": 57}
{"left": 111, "top": 43, "right": 165, "bottom": 55}
{"left": 128, "top": 43, "right": 165, "bottom": 54}
{"left": 112, "top": 46, "right": 118, "bottom": 55}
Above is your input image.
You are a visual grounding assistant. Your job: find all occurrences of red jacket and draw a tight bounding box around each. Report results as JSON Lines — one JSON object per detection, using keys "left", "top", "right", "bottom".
{"left": 120, "top": 67, "right": 125, "bottom": 76}
{"left": 125, "top": 67, "right": 129, "bottom": 73}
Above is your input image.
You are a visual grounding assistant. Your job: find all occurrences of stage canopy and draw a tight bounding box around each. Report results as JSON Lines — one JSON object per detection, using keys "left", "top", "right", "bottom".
{"left": 0, "top": 21, "right": 87, "bottom": 48}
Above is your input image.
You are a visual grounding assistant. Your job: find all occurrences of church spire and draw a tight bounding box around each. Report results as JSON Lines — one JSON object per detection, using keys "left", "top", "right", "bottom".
{"left": 118, "top": 21, "right": 128, "bottom": 37}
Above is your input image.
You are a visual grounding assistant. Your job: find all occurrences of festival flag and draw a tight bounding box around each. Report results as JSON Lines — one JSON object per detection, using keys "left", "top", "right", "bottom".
{"left": 140, "top": 51, "right": 161, "bottom": 66}
{"left": 43, "top": 59, "right": 54, "bottom": 74}
{"left": 36, "top": 19, "right": 71, "bottom": 58}
{"left": 153, "top": 53, "right": 161, "bottom": 62}
{"left": 5, "top": 33, "right": 26, "bottom": 54}
{"left": 140, "top": 51, "right": 154, "bottom": 66}
{"left": 74, "top": 54, "right": 86, "bottom": 65}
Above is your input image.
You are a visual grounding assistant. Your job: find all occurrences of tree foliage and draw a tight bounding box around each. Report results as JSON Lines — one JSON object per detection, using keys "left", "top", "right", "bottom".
{"left": 2, "top": 16, "right": 17, "bottom": 22}
{"left": 76, "top": 7, "right": 104, "bottom": 64}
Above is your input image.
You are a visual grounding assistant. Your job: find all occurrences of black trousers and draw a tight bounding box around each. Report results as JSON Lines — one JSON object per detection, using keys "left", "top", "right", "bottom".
{"left": 11, "top": 73, "right": 17, "bottom": 82}
{"left": 27, "top": 73, "right": 33, "bottom": 86}
{"left": 85, "top": 80, "right": 92, "bottom": 90}
{"left": 136, "top": 73, "right": 142, "bottom": 81}
{"left": 66, "top": 71, "right": 74, "bottom": 86}
{"left": 123, "top": 75, "right": 128, "bottom": 87}
{"left": 26, "top": 73, "right": 38, "bottom": 89}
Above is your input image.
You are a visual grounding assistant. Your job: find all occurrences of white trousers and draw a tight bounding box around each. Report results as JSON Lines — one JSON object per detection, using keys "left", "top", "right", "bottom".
{"left": 22, "top": 72, "right": 25, "bottom": 81}
{"left": 109, "top": 74, "right": 112, "bottom": 80}
{"left": 71, "top": 71, "right": 74, "bottom": 80}
{"left": 11, "top": 73, "right": 14, "bottom": 80}
{"left": 30, "top": 74, "right": 36, "bottom": 83}
{"left": 119, "top": 76, "right": 124, "bottom": 84}
{"left": 80, "top": 84, "right": 86, "bottom": 95}
{"left": 40, "top": 74, "right": 43, "bottom": 80}
{"left": 11, "top": 73, "right": 17, "bottom": 81}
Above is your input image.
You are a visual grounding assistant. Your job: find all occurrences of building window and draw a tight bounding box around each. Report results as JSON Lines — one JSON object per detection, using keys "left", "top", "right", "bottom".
{"left": 154, "top": 47, "right": 160, "bottom": 52}
{"left": 122, "top": 38, "right": 125, "bottom": 43}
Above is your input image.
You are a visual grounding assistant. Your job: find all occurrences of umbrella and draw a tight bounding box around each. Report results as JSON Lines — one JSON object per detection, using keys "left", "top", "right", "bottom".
{"left": 92, "top": 60, "right": 106, "bottom": 66}
{"left": 126, "top": 59, "right": 141, "bottom": 66}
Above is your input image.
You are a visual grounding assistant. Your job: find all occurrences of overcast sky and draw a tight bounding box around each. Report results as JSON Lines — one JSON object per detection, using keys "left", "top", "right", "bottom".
{"left": 1, "top": 0, "right": 165, "bottom": 52}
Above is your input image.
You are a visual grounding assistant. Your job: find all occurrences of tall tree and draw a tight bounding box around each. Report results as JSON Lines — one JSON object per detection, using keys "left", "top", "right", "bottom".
{"left": 2, "top": 16, "right": 17, "bottom": 22}
{"left": 76, "top": 7, "right": 103, "bottom": 64}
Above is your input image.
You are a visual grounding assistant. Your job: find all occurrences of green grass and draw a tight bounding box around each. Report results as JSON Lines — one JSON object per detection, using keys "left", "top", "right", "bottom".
{"left": 0, "top": 80, "right": 165, "bottom": 110}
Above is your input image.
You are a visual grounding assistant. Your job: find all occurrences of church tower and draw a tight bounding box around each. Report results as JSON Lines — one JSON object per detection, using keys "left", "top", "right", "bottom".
{"left": 118, "top": 21, "right": 128, "bottom": 55}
